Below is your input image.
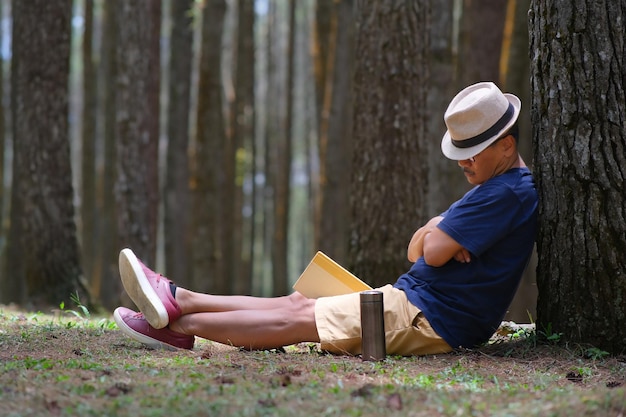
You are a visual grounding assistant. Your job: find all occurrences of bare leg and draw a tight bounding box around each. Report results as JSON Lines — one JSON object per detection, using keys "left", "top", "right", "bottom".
{"left": 170, "top": 292, "right": 320, "bottom": 350}
{"left": 175, "top": 287, "right": 299, "bottom": 315}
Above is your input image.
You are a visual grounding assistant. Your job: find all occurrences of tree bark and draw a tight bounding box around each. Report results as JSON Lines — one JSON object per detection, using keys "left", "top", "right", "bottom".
{"left": 5, "top": 0, "right": 87, "bottom": 307}
{"left": 349, "top": 1, "right": 430, "bottom": 287}
{"left": 530, "top": 0, "right": 626, "bottom": 353}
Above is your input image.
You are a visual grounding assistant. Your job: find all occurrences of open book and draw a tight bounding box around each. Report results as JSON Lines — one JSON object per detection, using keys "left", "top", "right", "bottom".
{"left": 292, "top": 251, "right": 372, "bottom": 298}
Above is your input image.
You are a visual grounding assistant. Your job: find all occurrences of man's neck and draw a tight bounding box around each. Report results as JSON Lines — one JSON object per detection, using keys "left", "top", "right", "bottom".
{"left": 514, "top": 154, "right": 526, "bottom": 169}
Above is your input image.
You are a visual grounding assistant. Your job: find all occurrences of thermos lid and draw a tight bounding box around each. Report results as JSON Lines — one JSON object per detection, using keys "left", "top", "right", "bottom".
{"left": 360, "top": 290, "right": 383, "bottom": 302}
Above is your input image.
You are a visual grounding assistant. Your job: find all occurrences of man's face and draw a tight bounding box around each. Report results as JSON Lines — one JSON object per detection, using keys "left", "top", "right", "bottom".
{"left": 456, "top": 137, "right": 510, "bottom": 185}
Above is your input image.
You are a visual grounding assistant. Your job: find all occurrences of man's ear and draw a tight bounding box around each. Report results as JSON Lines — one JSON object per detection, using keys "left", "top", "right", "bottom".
{"left": 500, "top": 135, "right": 516, "bottom": 157}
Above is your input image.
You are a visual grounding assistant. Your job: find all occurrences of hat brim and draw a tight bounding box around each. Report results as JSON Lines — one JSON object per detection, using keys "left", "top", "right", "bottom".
{"left": 440, "top": 94, "right": 521, "bottom": 161}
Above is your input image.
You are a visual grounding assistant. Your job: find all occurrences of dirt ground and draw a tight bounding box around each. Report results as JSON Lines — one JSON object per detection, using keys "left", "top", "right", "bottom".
{"left": 1, "top": 310, "right": 626, "bottom": 416}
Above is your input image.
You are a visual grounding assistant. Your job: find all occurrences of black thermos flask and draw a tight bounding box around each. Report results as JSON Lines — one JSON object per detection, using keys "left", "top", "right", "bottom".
{"left": 360, "top": 290, "right": 386, "bottom": 361}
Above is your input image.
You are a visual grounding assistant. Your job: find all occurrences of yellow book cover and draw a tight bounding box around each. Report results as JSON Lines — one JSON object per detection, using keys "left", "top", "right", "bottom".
{"left": 292, "top": 251, "right": 372, "bottom": 298}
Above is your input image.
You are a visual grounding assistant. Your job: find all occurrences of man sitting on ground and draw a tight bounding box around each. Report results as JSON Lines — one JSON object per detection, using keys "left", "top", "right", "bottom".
{"left": 113, "top": 81, "right": 538, "bottom": 355}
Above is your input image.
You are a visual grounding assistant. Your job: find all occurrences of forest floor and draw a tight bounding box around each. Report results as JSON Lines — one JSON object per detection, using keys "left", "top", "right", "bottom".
{"left": 1, "top": 304, "right": 625, "bottom": 417}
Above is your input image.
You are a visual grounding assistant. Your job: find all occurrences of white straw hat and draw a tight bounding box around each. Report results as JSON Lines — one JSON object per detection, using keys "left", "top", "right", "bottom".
{"left": 441, "top": 82, "right": 521, "bottom": 161}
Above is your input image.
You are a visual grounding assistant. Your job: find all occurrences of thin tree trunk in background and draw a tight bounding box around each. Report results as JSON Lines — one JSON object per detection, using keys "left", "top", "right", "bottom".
{"left": 501, "top": 0, "right": 531, "bottom": 162}
{"left": 97, "top": 0, "right": 120, "bottom": 310}
{"left": 6, "top": 0, "right": 87, "bottom": 307}
{"left": 221, "top": 2, "right": 241, "bottom": 294}
{"left": 82, "top": 0, "right": 97, "bottom": 288}
{"left": 317, "top": 0, "right": 355, "bottom": 265}
{"left": 349, "top": 1, "right": 429, "bottom": 287}
{"left": 114, "top": 1, "right": 161, "bottom": 265}
{"left": 295, "top": 1, "right": 315, "bottom": 270}
{"left": 311, "top": 0, "right": 332, "bottom": 253}
{"left": 425, "top": 0, "right": 460, "bottom": 216}
{"left": 261, "top": 0, "right": 278, "bottom": 295}
{"left": 531, "top": 0, "right": 626, "bottom": 354}
{"left": 191, "top": 0, "right": 227, "bottom": 294}
{"left": 271, "top": 0, "right": 295, "bottom": 296}
{"left": 0, "top": 0, "right": 16, "bottom": 303}
{"left": 429, "top": 0, "right": 506, "bottom": 222}
{"left": 313, "top": 0, "right": 332, "bottom": 122}
{"left": 0, "top": 0, "right": 5, "bottom": 257}
{"left": 164, "top": 0, "right": 194, "bottom": 286}
{"left": 251, "top": 6, "right": 267, "bottom": 295}
{"left": 231, "top": 0, "right": 255, "bottom": 294}
{"left": 455, "top": 0, "right": 507, "bottom": 205}
{"left": 457, "top": 0, "right": 507, "bottom": 87}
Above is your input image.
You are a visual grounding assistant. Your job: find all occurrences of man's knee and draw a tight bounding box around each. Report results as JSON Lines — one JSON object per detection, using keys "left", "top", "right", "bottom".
{"left": 288, "top": 292, "right": 319, "bottom": 342}
{"left": 287, "top": 292, "right": 318, "bottom": 333}
{"left": 288, "top": 291, "right": 316, "bottom": 314}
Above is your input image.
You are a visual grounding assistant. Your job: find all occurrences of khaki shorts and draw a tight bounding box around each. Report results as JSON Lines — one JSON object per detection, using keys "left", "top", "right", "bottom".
{"left": 314, "top": 285, "right": 452, "bottom": 356}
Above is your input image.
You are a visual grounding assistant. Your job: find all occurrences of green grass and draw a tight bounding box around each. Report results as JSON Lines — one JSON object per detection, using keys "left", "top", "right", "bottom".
{"left": 0, "top": 307, "right": 625, "bottom": 416}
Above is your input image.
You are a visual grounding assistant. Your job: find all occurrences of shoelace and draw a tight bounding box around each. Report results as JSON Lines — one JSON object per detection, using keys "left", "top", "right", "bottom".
{"left": 148, "top": 270, "right": 172, "bottom": 286}
{"left": 140, "top": 259, "right": 172, "bottom": 286}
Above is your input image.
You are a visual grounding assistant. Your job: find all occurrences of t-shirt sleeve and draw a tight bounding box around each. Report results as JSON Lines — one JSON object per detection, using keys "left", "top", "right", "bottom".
{"left": 437, "top": 181, "right": 520, "bottom": 256}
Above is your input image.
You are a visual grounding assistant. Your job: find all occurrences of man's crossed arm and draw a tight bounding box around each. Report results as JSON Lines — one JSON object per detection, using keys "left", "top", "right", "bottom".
{"left": 407, "top": 216, "right": 471, "bottom": 267}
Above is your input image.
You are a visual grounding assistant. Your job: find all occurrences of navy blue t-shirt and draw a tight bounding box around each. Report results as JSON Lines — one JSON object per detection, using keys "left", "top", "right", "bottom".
{"left": 394, "top": 167, "right": 538, "bottom": 348}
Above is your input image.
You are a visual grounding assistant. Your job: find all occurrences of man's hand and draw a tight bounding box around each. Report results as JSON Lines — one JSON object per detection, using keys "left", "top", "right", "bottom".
{"left": 452, "top": 247, "right": 471, "bottom": 263}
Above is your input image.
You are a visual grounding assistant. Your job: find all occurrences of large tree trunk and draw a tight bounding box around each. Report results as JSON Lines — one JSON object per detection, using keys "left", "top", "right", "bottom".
{"left": 114, "top": 1, "right": 161, "bottom": 266}
{"left": 349, "top": 1, "right": 429, "bottom": 287}
{"left": 164, "top": 0, "right": 194, "bottom": 287}
{"left": 530, "top": 0, "right": 626, "bottom": 353}
{"left": 5, "top": 0, "right": 87, "bottom": 307}
{"left": 191, "top": 0, "right": 227, "bottom": 294}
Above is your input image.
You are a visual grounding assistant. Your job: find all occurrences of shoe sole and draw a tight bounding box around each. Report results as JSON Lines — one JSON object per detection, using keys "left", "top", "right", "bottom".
{"left": 113, "top": 308, "right": 179, "bottom": 351}
{"left": 119, "top": 248, "right": 169, "bottom": 329}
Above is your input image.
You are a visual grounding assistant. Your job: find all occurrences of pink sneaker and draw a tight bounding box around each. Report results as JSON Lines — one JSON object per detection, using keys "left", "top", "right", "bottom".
{"left": 113, "top": 307, "right": 194, "bottom": 350}
{"left": 118, "top": 248, "right": 182, "bottom": 329}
